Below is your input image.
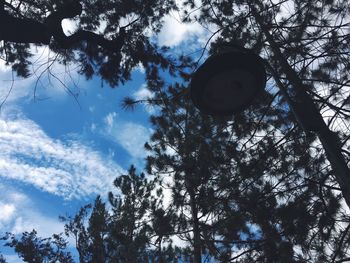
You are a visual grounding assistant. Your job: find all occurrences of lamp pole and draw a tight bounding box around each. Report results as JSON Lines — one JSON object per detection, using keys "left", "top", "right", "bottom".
{"left": 250, "top": 6, "right": 350, "bottom": 209}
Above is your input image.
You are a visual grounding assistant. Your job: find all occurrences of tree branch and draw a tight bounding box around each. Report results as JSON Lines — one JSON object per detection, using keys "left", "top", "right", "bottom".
{"left": 0, "top": 1, "right": 125, "bottom": 53}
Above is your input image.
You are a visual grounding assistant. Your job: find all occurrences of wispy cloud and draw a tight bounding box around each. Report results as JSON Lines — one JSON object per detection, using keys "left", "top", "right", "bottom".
{"left": 104, "top": 112, "right": 118, "bottom": 128}
{"left": 0, "top": 112, "right": 124, "bottom": 199}
{"left": 103, "top": 112, "right": 152, "bottom": 160}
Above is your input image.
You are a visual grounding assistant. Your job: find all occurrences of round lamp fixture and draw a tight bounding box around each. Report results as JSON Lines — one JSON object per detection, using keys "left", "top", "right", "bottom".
{"left": 190, "top": 46, "right": 266, "bottom": 116}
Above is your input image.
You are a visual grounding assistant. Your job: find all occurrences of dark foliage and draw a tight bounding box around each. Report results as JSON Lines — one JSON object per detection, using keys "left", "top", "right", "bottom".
{"left": 0, "top": 0, "right": 181, "bottom": 87}
{"left": 2, "top": 0, "right": 350, "bottom": 262}
{"left": 1, "top": 230, "right": 73, "bottom": 263}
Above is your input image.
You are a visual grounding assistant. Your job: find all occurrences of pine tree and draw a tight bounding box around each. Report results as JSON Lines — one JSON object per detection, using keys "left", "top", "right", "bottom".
{"left": 139, "top": 75, "right": 346, "bottom": 261}
{"left": 107, "top": 165, "right": 175, "bottom": 262}
{"left": 174, "top": 0, "right": 350, "bottom": 260}
{"left": 143, "top": 83, "right": 250, "bottom": 261}
{"left": 60, "top": 203, "right": 93, "bottom": 263}
{"left": 87, "top": 196, "right": 109, "bottom": 263}
{"left": 107, "top": 166, "right": 151, "bottom": 262}
{"left": 7, "top": 166, "right": 177, "bottom": 263}
{"left": 2, "top": 0, "right": 350, "bottom": 262}
{"left": 2, "top": 230, "right": 73, "bottom": 263}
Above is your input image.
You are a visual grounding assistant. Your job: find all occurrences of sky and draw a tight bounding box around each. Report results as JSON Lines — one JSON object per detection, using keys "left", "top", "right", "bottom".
{"left": 0, "top": 7, "right": 211, "bottom": 262}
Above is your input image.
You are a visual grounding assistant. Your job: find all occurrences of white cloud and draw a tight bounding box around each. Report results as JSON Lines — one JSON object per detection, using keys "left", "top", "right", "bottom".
{"left": 11, "top": 214, "right": 64, "bottom": 236}
{"left": 104, "top": 112, "right": 118, "bottom": 128}
{"left": 158, "top": 15, "right": 205, "bottom": 47}
{"left": 0, "top": 202, "right": 16, "bottom": 223}
{"left": 90, "top": 122, "right": 97, "bottom": 132}
{"left": 0, "top": 59, "right": 11, "bottom": 72}
{"left": 134, "top": 84, "right": 154, "bottom": 101}
{"left": 0, "top": 65, "right": 33, "bottom": 104}
{"left": 0, "top": 184, "right": 66, "bottom": 243}
{"left": 0, "top": 112, "right": 124, "bottom": 199}
{"left": 135, "top": 63, "right": 146, "bottom": 74}
{"left": 156, "top": 0, "right": 218, "bottom": 48}
{"left": 113, "top": 122, "right": 151, "bottom": 158}
{"left": 89, "top": 106, "right": 95, "bottom": 112}
{"left": 133, "top": 84, "right": 156, "bottom": 114}
{"left": 102, "top": 113, "right": 152, "bottom": 160}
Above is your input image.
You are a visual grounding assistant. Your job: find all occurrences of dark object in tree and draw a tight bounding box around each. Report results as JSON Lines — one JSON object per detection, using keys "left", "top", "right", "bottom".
{"left": 190, "top": 45, "right": 266, "bottom": 116}
{"left": 0, "top": 0, "right": 124, "bottom": 53}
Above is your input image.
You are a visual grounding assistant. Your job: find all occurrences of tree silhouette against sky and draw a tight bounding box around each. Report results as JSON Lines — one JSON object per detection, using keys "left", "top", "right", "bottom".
{"left": 1, "top": 0, "right": 350, "bottom": 262}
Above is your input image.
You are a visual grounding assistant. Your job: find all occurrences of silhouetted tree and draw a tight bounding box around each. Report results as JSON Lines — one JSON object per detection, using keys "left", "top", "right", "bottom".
{"left": 0, "top": 0, "right": 179, "bottom": 86}
{"left": 136, "top": 73, "right": 346, "bottom": 262}
{"left": 58, "top": 166, "right": 178, "bottom": 263}
{"left": 151, "top": 207, "right": 173, "bottom": 262}
{"left": 2, "top": 0, "right": 350, "bottom": 262}
{"left": 107, "top": 165, "right": 179, "bottom": 262}
{"left": 107, "top": 165, "right": 153, "bottom": 262}
{"left": 174, "top": 0, "right": 350, "bottom": 260}
{"left": 87, "top": 196, "right": 109, "bottom": 263}
{"left": 2, "top": 230, "right": 73, "bottom": 263}
{"left": 60, "top": 203, "right": 92, "bottom": 263}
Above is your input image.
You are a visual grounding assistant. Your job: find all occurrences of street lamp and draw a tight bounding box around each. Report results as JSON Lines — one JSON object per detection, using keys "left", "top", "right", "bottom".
{"left": 190, "top": 46, "right": 266, "bottom": 116}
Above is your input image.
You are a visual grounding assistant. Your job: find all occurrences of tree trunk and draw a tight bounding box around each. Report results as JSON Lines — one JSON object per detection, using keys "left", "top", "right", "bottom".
{"left": 189, "top": 189, "right": 201, "bottom": 263}
{"left": 0, "top": 13, "right": 50, "bottom": 44}
{"left": 251, "top": 6, "right": 350, "bottom": 211}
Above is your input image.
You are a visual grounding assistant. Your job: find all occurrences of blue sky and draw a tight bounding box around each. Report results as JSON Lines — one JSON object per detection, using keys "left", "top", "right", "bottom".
{"left": 0, "top": 9, "right": 213, "bottom": 261}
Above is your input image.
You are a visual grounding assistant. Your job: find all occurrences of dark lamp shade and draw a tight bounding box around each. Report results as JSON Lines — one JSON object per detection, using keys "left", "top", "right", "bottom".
{"left": 190, "top": 50, "right": 266, "bottom": 116}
